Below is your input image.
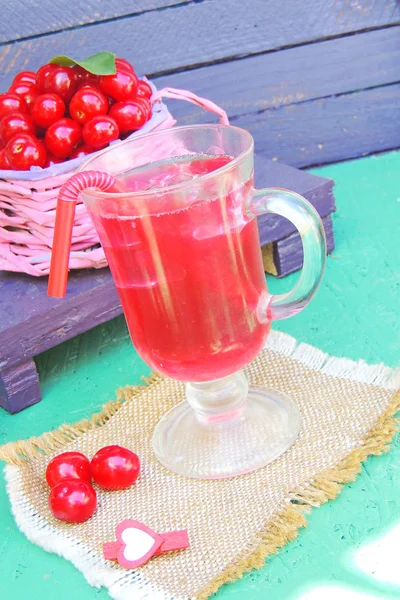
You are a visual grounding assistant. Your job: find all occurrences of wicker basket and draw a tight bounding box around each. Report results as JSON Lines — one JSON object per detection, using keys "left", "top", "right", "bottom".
{"left": 0, "top": 85, "right": 228, "bottom": 277}
{"left": 0, "top": 83, "right": 176, "bottom": 276}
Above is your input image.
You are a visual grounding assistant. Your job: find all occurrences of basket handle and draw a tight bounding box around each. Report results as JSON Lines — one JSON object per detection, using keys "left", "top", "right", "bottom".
{"left": 151, "top": 87, "right": 229, "bottom": 126}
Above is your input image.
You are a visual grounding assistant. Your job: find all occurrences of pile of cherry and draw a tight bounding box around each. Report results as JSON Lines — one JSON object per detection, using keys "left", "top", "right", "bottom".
{"left": 0, "top": 57, "right": 152, "bottom": 171}
{"left": 46, "top": 445, "right": 140, "bottom": 523}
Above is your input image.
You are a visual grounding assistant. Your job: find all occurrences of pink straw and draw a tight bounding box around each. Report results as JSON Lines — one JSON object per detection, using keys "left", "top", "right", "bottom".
{"left": 47, "top": 171, "right": 115, "bottom": 298}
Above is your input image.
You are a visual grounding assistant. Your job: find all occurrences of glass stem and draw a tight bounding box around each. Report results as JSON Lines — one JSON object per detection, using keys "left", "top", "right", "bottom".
{"left": 186, "top": 371, "right": 248, "bottom": 425}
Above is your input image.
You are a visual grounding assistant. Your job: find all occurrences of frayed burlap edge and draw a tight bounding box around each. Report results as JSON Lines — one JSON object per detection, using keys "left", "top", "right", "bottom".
{"left": 0, "top": 373, "right": 159, "bottom": 467}
{"left": 0, "top": 377, "right": 399, "bottom": 599}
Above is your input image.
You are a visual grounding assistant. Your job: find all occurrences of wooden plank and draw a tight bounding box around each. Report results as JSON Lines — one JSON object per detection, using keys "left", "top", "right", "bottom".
{"left": 236, "top": 84, "right": 400, "bottom": 168}
{"left": 255, "top": 155, "right": 335, "bottom": 244}
{"left": 0, "top": 359, "right": 40, "bottom": 413}
{"left": 263, "top": 215, "right": 335, "bottom": 278}
{"left": 0, "top": 0, "right": 399, "bottom": 81}
{"left": 0, "top": 1, "right": 188, "bottom": 44}
{"left": 0, "top": 269, "right": 121, "bottom": 368}
{"left": 154, "top": 27, "right": 400, "bottom": 122}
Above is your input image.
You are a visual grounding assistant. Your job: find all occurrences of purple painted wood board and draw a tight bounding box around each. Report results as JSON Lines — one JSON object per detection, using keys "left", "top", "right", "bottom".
{"left": 0, "top": 156, "right": 334, "bottom": 413}
{"left": 272, "top": 215, "right": 335, "bottom": 278}
{"left": 255, "top": 156, "right": 335, "bottom": 245}
{"left": 0, "top": 269, "right": 121, "bottom": 413}
{"left": 1, "top": 1, "right": 399, "bottom": 81}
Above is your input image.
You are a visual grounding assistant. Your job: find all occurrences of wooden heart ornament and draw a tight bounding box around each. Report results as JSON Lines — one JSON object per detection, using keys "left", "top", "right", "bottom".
{"left": 103, "top": 519, "right": 189, "bottom": 569}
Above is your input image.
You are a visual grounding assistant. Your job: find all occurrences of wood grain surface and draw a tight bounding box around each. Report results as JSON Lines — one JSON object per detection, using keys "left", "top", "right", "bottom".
{"left": 154, "top": 27, "right": 400, "bottom": 121}
{"left": 272, "top": 215, "right": 335, "bottom": 278}
{"left": 0, "top": 0, "right": 399, "bottom": 78}
{"left": 234, "top": 84, "right": 400, "bottom": 167}
{"left": 0, "top": 269, "right": 121, "bottom": 366}
{"left": 0, "top": 23, "right": 397, "bottom": 168}
{"left": 0, "top": 0, "right": 189, "bottom": 43}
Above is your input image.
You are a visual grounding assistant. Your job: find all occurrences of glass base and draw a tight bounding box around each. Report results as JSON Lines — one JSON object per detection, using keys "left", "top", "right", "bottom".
{"left": 152, "top": 386, "right": 301, "bottom": 479}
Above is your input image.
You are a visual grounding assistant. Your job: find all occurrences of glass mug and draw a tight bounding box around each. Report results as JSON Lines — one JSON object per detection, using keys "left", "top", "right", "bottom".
{"left": 48, "top": 125, "right": 326, "bottom": 479}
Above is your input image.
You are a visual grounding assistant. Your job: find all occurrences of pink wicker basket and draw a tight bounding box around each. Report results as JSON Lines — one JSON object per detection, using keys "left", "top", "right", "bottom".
{"left": 0, "top": 84, "right": 228, "bottom": 277}
{"left": 0, "top": 81, "right": 176, "bottom": 276}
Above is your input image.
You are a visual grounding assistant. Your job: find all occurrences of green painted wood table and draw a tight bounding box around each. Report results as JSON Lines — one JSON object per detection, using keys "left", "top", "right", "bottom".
{"left": 0, "top": 151, "right": 399, "bottom": 599}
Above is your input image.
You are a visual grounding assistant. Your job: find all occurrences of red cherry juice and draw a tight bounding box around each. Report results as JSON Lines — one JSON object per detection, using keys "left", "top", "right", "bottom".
{"left": 90, "top": 154, "right": 270, "bottom": 381}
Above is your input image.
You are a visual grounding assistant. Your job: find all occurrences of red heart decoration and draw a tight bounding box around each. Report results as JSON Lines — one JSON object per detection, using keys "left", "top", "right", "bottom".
{"left": 103, "top": 519, "right": 190, "bottom": 569}
{"left": 103, "top": 519, "right": 163, "bottom": 569}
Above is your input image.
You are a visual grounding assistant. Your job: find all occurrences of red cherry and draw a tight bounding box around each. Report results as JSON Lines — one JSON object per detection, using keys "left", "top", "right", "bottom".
{"left": 44, "top": 66, "right": 77, "bottom": 102}
{"left": 109, "top": 100, "right": 147, "bottom": 133}
{"left": 82, "top": 115, "right": 119, "bottom": 149}
{"left": 0, "top": 93, "right": 28, "bottom": 119}
{"left": 90, "top": 445, "right": 140, "bottom": 490}
{"left": 106, "top": 96, "right": 116, "bottom": 108}
{"left": 9, "top": 81, "right": 38, "bottom": 109}
{"left": 73, "top": 65, "right": 88, "bottom": 80}
{"left": 0, "top": 148, "right": 11, "bottom": 170}
{"left": 31, "top": 93, "right": 65, "bottom": 128}
{"left": 6, "top": 134, "right": 46, "bottom": 170}
{"left": 99, "top": 69, "right": 138, "bottom": 101}
{"left": 69, "top": 87, "right": 108, "bottom": 125}
{"left": 36, "top": 63, "right": 59, "bottom": 93}
{"left": 134, "top": 97, "right": 152, "bottom": 121}
{"left": 45, "top": 118, "right": 82, "bottom": 158}
{"left": 0, "top": 112, "right": 36, "bottom": 144}
{"left": 49, "top": 479, "right": 97, "bottom": 523}
{"left": 137, "top": 80, "right": 152, "bottom": 100}
{"left": 115, "top": 58, "right": 135, "bottom": 74}
{"left": 13, "top": 71, "right": 37, "bottom": 86}
{"left": 73, "top": 65, "right": 100, "bottom": 89}
{"left": 69, "top": 144, "right": 95, "bottom": 159}
{"left": 46, "top": 451, "right": 91, "bottom": 488}
{"left": 44, "top": 153, "right": 64, "bottom": 167}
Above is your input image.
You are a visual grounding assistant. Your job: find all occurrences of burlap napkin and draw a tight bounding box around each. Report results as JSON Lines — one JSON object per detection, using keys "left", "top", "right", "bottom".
{"left": 1, "top": 331, "right": 399, "bottom": 600}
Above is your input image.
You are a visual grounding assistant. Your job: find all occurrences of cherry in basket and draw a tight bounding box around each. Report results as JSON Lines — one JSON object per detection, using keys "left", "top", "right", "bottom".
{"left": 0, "top": 112, "right": 36, "bottom": 143}
{"left": 115, "top": 57, "right": 135, "bottom": 74}
{"left": 43, "top": 66, "right": 78, "bottom": 102}
{"left": 45, "top": 118, "right": 82, "bottom": 158}
{"left": 6, "top": 134, "right": 46, "bottom": 170}
{"left": 73, "top": 65, "right": 100, "bottom": 89}
{"left": 31, "top": 94, "right": 65, "bottom": 129}
{"left": 36, "top": 63, "right": 58, "bottom": 93}
{"left": 82, "top": 115, "right": 119, "bottom": 149}
{"left": 69, "top": 87, "right": 108, "bottom": 124}
{"left": 0, "top": 148, "right": 11, "bottom": 169}
{"left": 109, "top": 100, "right": 147, "bottom": 133}
{"left": 9, "top": 81, "right": 38, "bottom": 109}
{"left": 136, "top": 80, "right": 152, "bottom": 100}
{"left": 13, "top": 71, "right": 36, "bottom": 86}
{"left": 99, "top": 69, "right": 139, "bottom": 102}
{"left": 45, "top": 153, "right": 65, "bottom": 167}
{"left": 0, "top": 92, "right": 28, "bottom": 118}
{"left": 69, "top": 144, "right": 95, "bottom": 160}
{"left": 0, "top": 52, "right": 152, "bottom": 170}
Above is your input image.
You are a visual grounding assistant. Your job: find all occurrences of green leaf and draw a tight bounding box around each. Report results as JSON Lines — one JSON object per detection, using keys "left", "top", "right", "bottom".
{"left": 50, "top": 51, "right": 116, "bottom": 75}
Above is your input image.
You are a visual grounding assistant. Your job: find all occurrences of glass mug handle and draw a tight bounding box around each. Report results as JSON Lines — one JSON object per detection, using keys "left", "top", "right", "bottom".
{"left": 247, "top": 188, "right": 326, "bottom": 321}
